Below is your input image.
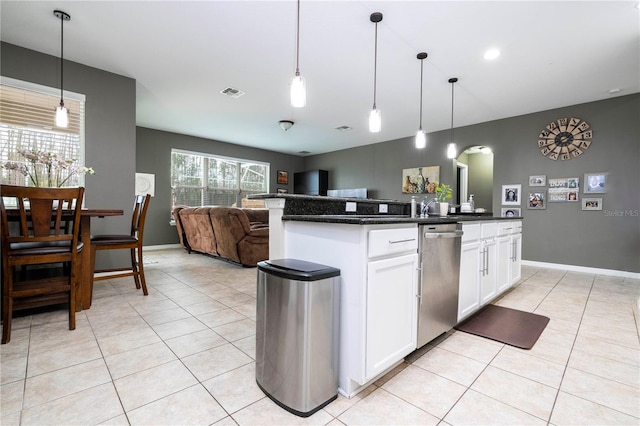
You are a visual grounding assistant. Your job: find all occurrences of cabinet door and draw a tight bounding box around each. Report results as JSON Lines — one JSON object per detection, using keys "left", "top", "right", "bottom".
{"left": 480, "top": 239, "right": 497, "bottom": 305}
{"left": 458, "top": 240, "right": 481, "bottom": 322}
{"left": 366, "top": 253, "right": 418, "bottom": 380}
{"left": 496, "top": 235, "right": 512, "bottom": 294}
{"left": 510, "top": 233, "right": 522, "bottom": 284}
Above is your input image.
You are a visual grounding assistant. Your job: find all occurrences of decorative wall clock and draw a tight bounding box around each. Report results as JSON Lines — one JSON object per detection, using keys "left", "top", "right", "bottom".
{"left": 537, "top": 117, "right": 593, "bottom": 160}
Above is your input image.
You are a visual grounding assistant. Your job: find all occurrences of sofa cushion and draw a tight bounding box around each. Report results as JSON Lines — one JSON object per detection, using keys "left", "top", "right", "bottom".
{"left": 178, "top": 207, "right": 218, "bottom": 256}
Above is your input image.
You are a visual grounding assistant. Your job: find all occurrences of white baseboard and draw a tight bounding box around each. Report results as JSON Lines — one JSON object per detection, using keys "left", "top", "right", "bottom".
{"left": 143, "top": 244, "right": 182, "bottom": 251}
{"left": 522, "top": 260, "right": 640, "bottom": 280}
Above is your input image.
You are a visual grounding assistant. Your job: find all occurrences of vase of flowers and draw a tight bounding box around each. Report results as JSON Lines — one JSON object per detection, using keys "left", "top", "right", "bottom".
{"left": 2, "top": 149, "right": 95, "bottom": 187}
{"left": 435, "top": 181, "right": 452, "bottom": 217}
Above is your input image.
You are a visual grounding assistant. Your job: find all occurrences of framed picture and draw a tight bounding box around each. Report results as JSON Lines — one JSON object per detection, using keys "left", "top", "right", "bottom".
{"left": 582, "top": 198, "right": 603, "bottom": 211}
{"left": 277, "top": 188, "right": 288, "bottom": 194}
{"left": 528, "top": 175, "right": 546, "bottom": 187}
{"left": 501, "top": 184, "right": 521, "bottom": 205}
{"left": 401, "top": 166, "right": 440, "bottom": 194}
{"left": 277, "top": 170, "right": 288, "bottom": 185}
{"left": 501, "top": 208, "right": 521, "bottom": 217}
{"left": 584, "top": 172, "right": 607, "bottom": 194}
{"left": 548, "top": 177, "right": 580, "bottom": 202}
{"left": 527, "top": 191, "right": 546, "bottom": 209}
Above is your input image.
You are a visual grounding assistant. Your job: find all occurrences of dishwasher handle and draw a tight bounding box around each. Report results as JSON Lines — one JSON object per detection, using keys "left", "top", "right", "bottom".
{"left": 423, "top": 230, "right": 463, "bottom": 239}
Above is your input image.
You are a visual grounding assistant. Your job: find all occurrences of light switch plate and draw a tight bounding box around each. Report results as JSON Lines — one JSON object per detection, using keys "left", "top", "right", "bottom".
{"left": 345, "top": 202, "right": 357, "bottom": 212}
{"left": 379, "top": 204, "right": 388, "bottom": 213}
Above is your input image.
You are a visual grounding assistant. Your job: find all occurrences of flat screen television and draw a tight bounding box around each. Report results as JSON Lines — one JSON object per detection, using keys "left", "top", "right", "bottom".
{"left": 293, "top": 170, "right": 328, "bottom": 196}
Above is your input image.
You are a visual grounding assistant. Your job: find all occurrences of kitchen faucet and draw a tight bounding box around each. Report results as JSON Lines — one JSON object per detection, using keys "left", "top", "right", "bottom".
{"left": 421, "top": 197, "right": 437, "bottom": 217}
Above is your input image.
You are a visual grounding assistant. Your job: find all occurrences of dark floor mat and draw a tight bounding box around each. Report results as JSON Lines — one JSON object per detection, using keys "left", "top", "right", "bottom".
{"left": 455, "top": 305, "right": 550, "bottom": 349}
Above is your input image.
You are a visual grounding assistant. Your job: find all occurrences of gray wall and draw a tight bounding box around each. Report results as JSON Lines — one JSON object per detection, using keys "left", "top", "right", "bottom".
{"left": 136, "top": 127, "right": 304, "bottom": 246}
{"left": 2, "top": 42, "right": 136, "bottom": 268}
{"left": 304, "top": 94, "right": 640, "bottom": 273}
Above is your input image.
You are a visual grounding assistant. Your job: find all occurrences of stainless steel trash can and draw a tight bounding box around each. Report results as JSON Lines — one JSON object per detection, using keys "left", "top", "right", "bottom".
{"left": 255, "top": 259, "right": 340, "bottom": 417}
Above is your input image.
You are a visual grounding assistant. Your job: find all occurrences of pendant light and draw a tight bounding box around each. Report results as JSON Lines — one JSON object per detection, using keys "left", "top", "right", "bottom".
{"left": 368, "top": 12, "right": 383, "bottom": 133}
{"left": 54, "top": 10, "right": 70, "bottom": 128}
{"left": 290, "top": 0, "right": 306, "bottom": 107}
{"left": 415, "top": 52, "right": 428, "bottom": 149}
{"left": 447, "top": 77, "right": 458, "bottom": 159}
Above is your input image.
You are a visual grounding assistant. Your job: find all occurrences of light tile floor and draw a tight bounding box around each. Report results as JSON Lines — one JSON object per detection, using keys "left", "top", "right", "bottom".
{"left": 1, "top": 248, "right": 639, "bottom": 425}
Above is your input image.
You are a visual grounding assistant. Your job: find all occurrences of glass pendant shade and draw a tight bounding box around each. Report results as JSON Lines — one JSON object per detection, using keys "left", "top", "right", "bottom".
{"left": 290, "top": 74, "right": 306, "bottom": 108}
{"left": 369, "top": 107, "right": 381, "bottom": 133}
{"left": 55, "top": 102, "right": 69, "bottom": 128}
{"left": 415, "top": 130, "right": 426, "bottom": 149}
{"left": 447, "top": 142, "right": 457, "bottom": 159}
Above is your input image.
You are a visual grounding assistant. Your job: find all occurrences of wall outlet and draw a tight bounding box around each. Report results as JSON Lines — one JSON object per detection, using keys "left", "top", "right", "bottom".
{"left": 345, "top": 202, "right": 357, "bottom": 212}
{"left": 379, "top": 204, "right": 388, "bottom": 213}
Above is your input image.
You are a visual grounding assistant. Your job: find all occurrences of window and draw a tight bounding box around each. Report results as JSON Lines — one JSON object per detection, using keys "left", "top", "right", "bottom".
{"left": 171, "top": 149, "right": 269, "bottom": 208}
{"left": 0, "top": 77, "right": 86, "bottom": 187}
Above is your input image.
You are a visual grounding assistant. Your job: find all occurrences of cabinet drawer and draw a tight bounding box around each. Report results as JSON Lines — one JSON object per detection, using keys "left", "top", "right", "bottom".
{"left": 368, "top": 228, "right": 418, "bottom": 258}
{"left": 497, "top": 222, "right": 513, "bottom": 236}
{"left": 481, "top": 222, "right": 497, "bottom": 239}
{"left": 511, "top": 221, "right": 523, "bottom": 234}
{"left": 461, "top": 223, "right": 481, "bottom": 242}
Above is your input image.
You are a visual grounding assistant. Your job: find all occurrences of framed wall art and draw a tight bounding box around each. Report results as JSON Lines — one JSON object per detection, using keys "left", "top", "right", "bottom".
{"left": 501, "top": 208, "right": 521, "bottom": 217}
{"left": 528, "top": 175, "right": 546, "bottom": 187}
{"left": 584, "top": 172, "right": 607, "bottom": 194}
{"left": 582, "top": 198, "right": 603, "bottom": 211}
{"left": 402, "top": 166, "right": 439, "bottom": 194}
{"left": 527, "top": 191, "right": 546, "bottom": 210}
{"left": 548, "top": 177, "right": 580, "bottom": 202}
{"left": 277, "top": 170, "right": 288, "bottom": 185}
{"left": 501, "top": 184, "right": 521, "bottom": 205}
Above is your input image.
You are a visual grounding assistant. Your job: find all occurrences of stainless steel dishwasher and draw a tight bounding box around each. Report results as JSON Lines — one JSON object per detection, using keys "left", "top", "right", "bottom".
{"left": 417, "top": 223, "right": 463, "bottom": 348}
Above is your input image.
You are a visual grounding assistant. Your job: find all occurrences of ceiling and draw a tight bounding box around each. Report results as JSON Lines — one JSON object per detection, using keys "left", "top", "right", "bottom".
{"left": 2, "top": 1, "right": 638, "bottom": 156}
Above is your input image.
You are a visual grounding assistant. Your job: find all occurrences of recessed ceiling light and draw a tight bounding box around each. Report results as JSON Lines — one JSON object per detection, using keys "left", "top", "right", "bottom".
{"left": 609, "top": 88, "right": 621, "bottom": 94}
{"left": 483, "top": 48, "right": 501, "bottom": 60}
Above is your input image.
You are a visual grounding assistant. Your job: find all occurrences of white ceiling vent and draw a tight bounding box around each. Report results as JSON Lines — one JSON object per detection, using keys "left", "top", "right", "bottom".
{"left": 220, "top": 87, "right": 245, "bottom": 98}
{"left": 335, "top": 125, "right": 352, "bottom": 131}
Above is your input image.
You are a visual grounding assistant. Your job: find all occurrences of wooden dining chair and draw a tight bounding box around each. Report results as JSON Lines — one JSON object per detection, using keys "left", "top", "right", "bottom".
{"left": 90, "top": 194, "right": 151, "bottom": 297}
{"left": 0, "top": 185, "right": 85, "bottom": 344}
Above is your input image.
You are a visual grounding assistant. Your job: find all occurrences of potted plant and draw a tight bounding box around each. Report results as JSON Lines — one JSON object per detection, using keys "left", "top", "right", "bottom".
{"left": 435, "top": 182, "right": 452, "bottom": 216}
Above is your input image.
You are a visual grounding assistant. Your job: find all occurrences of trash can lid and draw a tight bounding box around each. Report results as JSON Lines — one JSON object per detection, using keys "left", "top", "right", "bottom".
{"left": 258, "top": 259, "right": 340, "bottom": 281}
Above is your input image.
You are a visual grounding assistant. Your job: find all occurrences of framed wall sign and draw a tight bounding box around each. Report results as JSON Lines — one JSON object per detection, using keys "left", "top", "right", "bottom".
{"left": 548, "top": 177, "right": 580, "bottom": 202}
{"left": 582, "top": 198, "right": 603, "bottom": 211}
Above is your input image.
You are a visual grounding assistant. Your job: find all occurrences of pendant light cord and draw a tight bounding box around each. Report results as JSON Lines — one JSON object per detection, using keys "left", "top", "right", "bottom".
{"left": 295, "top": 0, "right": 300, "bottom": 76}
{"left": 450, "top": 80, "right": 455, "bottom": 140}
{"left": 60, "top": 13, "right": 64, "bottom": 103}
{"left": 419, "top": 59, "right": 424, "bottom": 130}
{"left": 372, "top": 22, "right": 378, "bottom": 108}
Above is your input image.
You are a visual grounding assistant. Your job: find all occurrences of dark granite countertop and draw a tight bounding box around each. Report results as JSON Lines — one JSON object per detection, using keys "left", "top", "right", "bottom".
{"left": 283, "top": 214, "right": 519, "bottom": 225}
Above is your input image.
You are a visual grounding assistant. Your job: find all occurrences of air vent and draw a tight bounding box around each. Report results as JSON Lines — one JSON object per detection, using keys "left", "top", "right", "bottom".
{"left": 298, "top": 151, "right": 311, "bottom": 155}
{"left": 220, "top": 87, "right": 245, "bottom": 98}
{"left": 335, "top": 125, "right": 352, "bottom": 131}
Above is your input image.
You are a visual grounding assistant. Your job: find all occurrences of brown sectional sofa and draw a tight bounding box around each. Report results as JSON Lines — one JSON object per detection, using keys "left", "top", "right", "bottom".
{"left": 173, "top": 206, "right": 269, "bottom": 267}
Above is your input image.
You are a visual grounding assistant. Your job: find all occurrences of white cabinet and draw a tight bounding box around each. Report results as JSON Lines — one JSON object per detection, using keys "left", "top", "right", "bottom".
{"left": 458, "top": 237, "right": 481, "bottom": 321}
{"left": 510, "top": 224, "right": 522, "bottom": 284}
{"left": 479, "top": 238, "right": 497, "bottom": 304}
{"left": 496, "top": 234, "right": 512, "bottom": 293}
{"left": 366, "top": 252, "right": 418, "bottom": 379}
{"left": 283, "top": 221, "right": 418, "bottom": 397}
{"left": 458, "top": 220, "right": 522, "bottom": 322}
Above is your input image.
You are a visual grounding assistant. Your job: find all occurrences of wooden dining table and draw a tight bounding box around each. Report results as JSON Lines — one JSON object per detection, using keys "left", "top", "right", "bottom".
{"left": 77, "top": 209, "right": 124, "bottom": 310}
{"left": 6, "top": 208, "right": 124, "bottom": 311}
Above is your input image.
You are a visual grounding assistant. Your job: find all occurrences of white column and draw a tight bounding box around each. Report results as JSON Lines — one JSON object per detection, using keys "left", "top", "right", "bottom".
{"left": 265, "top": 197, "right": 285, "bottom": 259}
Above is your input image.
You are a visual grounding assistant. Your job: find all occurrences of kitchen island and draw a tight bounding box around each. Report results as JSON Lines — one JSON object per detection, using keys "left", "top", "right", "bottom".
{"left": 250, "top": 194, "right": 522, "bottom": 397}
